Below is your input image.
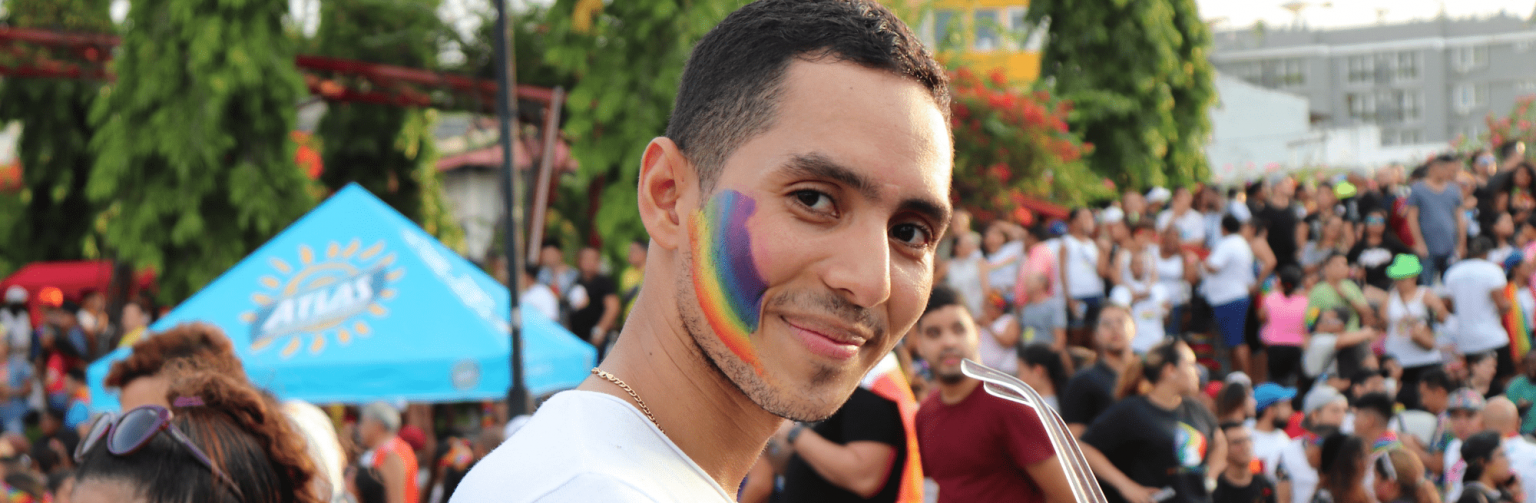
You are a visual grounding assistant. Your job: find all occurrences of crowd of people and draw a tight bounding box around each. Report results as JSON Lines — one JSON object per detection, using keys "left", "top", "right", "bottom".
{"left": 0, "top": 286, "right": 509, "bottom": 502}
{"left": 745, "top": 142, "right": 1536, "bottom": 503}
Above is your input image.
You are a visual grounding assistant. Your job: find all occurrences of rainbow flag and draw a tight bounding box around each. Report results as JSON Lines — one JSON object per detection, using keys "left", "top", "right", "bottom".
{"left": 1505, "top": 284, "right": 1531, "bottom": 362}
{"left": 861, "top": 352, "right": 924, "bottom": 503}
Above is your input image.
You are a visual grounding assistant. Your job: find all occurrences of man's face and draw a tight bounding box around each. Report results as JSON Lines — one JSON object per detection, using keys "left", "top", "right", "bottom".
{"left": 1095, "top": 308, "right": 1133, "bottom": 354}
{"left": 1420, "top": 384, "right": 1448, "bottom": 413}
{"left": 578, "top": 248, "right": 602, "bottom": 276}
{"left": 540, "top": 246, "right": 563, "bottom": 268}
{"left": 674, "top": 60, "right": 952, "bottom": 422}
{"left": 1449, "top": 409, "right": 1483, "bottom": 439}
{"left": 1174, "top": 346, "right": 1200, "bottom": 395}
{"left": 1123, "top": 192, "right": 1146, "bottom": 215}
{"left": 1268, "top": 401, "right": 1295, "bottom": 428}
{"left": 1225, "top": 427, "right": 1253, "bottom": 465}
{"left": 1075, "top": 210, "right": 1095, "bottom": 234}
{"left": 1172, "top": 189, "right": 1192, "bottom": 211}
{"left": 914, "top": 305, "right": 977, "bottom": 385}
{"left": 1312, "top": 399, "right": 1348, "bottom": 428}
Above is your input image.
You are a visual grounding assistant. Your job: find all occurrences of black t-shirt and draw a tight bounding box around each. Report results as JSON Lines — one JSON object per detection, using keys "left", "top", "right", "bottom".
{"left": 1347, "top": 234, "right": 1413, "bottom": 291}
{"left": 1358, "top": 189, "right": 1394, "bottom": 219}
{"left": 569, "top": 274, "right": 616, "bottom": 343}
{"left": 1061, "top": 361, "right": 1119, "bottom": 427}
{"left": 1082, "top": 396, "right": 1219, "bottom": 503}
{"left": 1213, "top": 472, "right": 1276, "bottom": 503}
{"left": 1260, "top": 204, "right": 1302, "bottom": 268}
{"left": 782, "top": 387, "right": 907, "bottom": 503}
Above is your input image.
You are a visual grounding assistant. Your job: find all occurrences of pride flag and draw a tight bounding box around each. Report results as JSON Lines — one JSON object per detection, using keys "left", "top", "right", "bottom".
{"left": 861, "top": 352, "right": 924, "bottom": 503}
{"left": 1505, "top": 284, "right": 1531, "bottom": 362}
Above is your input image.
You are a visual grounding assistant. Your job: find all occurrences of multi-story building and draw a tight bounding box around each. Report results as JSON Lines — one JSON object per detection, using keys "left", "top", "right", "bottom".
{"left": 1211, "top": 14, "right": 1536, "bottom": 147}
{"left": 918, "top": 0, "right": 1042, "bottom": 82}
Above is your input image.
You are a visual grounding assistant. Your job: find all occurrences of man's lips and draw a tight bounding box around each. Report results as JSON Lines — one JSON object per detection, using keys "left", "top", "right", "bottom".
{"left": 783, "top": 316, "right": 868, "bottom": 361}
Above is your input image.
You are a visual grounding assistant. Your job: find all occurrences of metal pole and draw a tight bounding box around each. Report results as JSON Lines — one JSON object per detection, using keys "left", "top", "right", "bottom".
{"left": 493, "top": 0, "right": 529, "bottom": 417}
{"left": 527, "top": 87, "right": 565, "bottom": 263}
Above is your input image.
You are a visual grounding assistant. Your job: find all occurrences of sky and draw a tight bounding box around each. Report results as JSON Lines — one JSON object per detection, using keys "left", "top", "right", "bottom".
{"left": 1196, "top": 0, "right": 1534, "bottom": 31}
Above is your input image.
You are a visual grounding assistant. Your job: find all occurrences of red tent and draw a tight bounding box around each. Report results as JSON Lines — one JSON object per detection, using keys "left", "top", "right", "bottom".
{"left": 0, "top": 261, "right": 155, "bottom": 322}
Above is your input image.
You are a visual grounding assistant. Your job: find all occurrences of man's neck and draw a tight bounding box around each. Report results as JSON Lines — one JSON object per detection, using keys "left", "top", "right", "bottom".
{"left": 1223, "top": 463, "right": 1253, "bottom": 486}
{"left": 582, "top": 294, "right": 785, "bottom": 492}
{"left": 1100, "top": 349, "right": 1132, "bottom": 374}
{"left": 937, "top": 376, "right": 982, "bottom": 405}
{"left": 1254, "top": 416, "right": 1277, "bottom": 433}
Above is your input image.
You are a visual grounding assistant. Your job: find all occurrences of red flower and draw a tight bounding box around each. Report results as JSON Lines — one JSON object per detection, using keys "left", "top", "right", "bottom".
{"left": 990, "top": 68, "right": 1008, "bottom": 88}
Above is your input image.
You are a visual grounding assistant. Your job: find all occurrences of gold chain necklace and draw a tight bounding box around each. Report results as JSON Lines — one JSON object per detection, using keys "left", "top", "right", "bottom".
{"left": 591, "top": 368, "right": 664, "bottom": 433}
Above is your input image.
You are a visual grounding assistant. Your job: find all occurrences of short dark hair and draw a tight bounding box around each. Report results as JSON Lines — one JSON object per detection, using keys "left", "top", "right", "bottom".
{"left": 1420, "top": 366, "right": 1454, "bottom": 392}
{"left": 1468, "top": 235, "right": 1495, "bottom": 259}
{"left": 1221, "top": 214, "right": 1241, "bottom": 233}
{"left": 922, "top": 284, "right": 965, "bottom": 318}
{"left": 666, "top": 0, "right": 949, "bottom": 192}
{"left": 1349, "top": 368, "right": 1380, "bottom": 387}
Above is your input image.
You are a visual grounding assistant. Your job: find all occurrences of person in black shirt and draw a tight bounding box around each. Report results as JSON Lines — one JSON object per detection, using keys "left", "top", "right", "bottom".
{"left": 1347, "top": 210, "right": 1413, "bottom": 296}
{"left": 774, "top": 386, "right": 907, "bottom": 502}
{"left": 1062, "top": 305, "right": 1136, "bottom": 437}
{"left": 1259, "top": 181, "right": 1304, "bottom": 270}
{"left": 1214, "top": 422, "right": 1275, "bottom": 503}
{"left": 1081, "top": 339, "right": 1224, "bottom": 503}
{"left": 568, "top": 247, "right": 620, "bottom": 351}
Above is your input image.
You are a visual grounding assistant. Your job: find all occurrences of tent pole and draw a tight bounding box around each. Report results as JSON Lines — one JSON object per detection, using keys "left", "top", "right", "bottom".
{"left": 493, "top": 0, "right": 529, "bottom": 417}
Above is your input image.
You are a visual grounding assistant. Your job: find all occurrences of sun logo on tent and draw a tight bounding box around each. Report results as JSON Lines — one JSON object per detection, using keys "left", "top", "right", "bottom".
{"left": 239, "top": 239, "right": 404, "bottom": 358}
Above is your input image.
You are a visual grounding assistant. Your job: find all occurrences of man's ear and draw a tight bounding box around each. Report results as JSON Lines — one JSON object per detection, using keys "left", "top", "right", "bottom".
{"left": 638, "top": 137, "right": 694, "bottom": 251}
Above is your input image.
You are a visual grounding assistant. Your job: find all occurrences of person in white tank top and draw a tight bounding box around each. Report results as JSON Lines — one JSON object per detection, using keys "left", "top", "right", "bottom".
{"left": 1382, "top": 254, "right": 1449, "bottom": 409}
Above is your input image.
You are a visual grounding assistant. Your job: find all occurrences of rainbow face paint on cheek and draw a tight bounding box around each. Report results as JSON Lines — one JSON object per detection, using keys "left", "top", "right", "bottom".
{"left": 690, "top": 189, "right": 770, "bottom": 372}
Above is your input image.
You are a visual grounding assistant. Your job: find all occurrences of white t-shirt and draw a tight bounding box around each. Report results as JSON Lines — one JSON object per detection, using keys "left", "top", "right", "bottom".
{"left": 1507, "top": 436, "right": 1536, "bottom": 503}
{"left": 450, "top": 391, "right": 735, "bottom": 503}
{"left": 1157, "top": 209, "right": 1207, "bottom": 245}
{"left": 1110, "top": 282, "right": 1168, "bottom": 354}
{"left": 1061, "top": 235, "right": 1103, "bottom": 298}
{"left": 1250, "top": 427, "right": 1290, "bottom": 476}
{"left": 1273, "top": 438, "right": 1318, "bottom": 503}
{"left": 1446, "top": 438, "right": 1466, "bottom": 502}
{"left": 947, "top": 252, "right": 986, "bottom": 316}
{"left": 1443, "top": 258, "right": 1509, "bottom": 354}
{"left": 1203, "top": 234, "right": 1255, "bottom": 306}
{"left": 977, "top": 314, "right": 1020, "bottom": 374}
{"left": 521, "top": 283, "right": 560, "bottom": 322}
{"left": 987, "top": 241, "right": 1026, "bottom": 293}
{"left": 1153, "top": 247, "right": 1191, "bottom": 305}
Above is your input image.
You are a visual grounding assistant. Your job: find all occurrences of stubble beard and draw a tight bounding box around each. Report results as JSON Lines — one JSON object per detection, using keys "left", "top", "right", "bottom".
{"left": 675, "top": 256, "right": 844, "bottom": 422}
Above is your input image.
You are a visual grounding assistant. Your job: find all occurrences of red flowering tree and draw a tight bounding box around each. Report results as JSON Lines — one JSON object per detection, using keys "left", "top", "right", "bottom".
{"left": 1466, "top": 95, "right": 1536, "bottom": 151}
{"left": 949, "top": 67, "right": 1105, "bottom": 224}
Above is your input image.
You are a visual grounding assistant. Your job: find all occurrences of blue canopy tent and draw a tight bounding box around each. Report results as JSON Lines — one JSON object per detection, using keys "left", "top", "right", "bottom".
{"left": 87, "top": 184, "right": 595, "bottom": 412}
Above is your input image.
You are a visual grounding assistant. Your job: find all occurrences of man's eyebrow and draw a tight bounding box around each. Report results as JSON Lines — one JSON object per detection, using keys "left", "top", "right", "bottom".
{"left": 780, "top": 153, "right": 952, "bottom": 226}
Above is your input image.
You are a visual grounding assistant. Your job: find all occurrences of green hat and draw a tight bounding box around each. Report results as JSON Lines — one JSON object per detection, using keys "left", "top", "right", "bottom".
{"left": 1386, "top": 254, "right": 1422, "bottom": 280}
{"left": 1334, "top": 181, "right": 1358, "bottom": 199}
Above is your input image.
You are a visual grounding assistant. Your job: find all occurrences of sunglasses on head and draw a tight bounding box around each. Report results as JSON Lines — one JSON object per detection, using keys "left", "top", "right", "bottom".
{"left": 75, "top": 403, "right": 245, "bottom": 500}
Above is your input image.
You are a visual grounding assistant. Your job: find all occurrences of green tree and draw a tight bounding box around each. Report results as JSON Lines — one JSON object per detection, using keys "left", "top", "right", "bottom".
{"left": 0, "top": 0, "right": 113, "bottom": 265}
{"left": 312, "top": 0, "right": 463, "bottom": 250}
{"left": 88, "top": 0, "right": 314, "bottom": 302}
{"left": 1028, "top": 0, "right": 1216, "bottom": 190}
{"left": 539, "top": 0, "right": 744, "bottom": 261}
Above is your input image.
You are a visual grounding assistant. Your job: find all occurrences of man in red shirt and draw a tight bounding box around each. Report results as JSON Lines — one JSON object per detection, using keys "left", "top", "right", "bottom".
{"left": 912, "top": 285, "right": 1072, "bottom": 502}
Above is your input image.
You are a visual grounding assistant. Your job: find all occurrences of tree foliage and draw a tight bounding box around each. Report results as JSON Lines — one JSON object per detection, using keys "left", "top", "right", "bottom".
{"left": 950, "top": 67, "right": 1106, "bottom": 222}
{"left": 537, "top": 0, "right": 744, "bottom": 261}
{"left": 312, "top": 0, "right": 463, "bottom": 251}
{"left": 1027, "top": 0, "right": 1216, "bottom": 191}
{"left": 88, "top": 0, "right": 314, "bottom": 302}
{"left": 0, "top": 0, "right": 113, "bottom": 265}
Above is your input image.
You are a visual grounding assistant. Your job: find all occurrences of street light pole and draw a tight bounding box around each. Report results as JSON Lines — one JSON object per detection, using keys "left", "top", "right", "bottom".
{"left": 493, "top": 0, "right": 529, "bottom": 417}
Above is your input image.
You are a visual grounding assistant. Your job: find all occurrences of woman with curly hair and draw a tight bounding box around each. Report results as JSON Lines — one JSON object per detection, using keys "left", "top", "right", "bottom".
{"left": 70, "top": 363, "right": 318, "bottom": 503}
{"left": 103, "top": 322, "right": 246, "bottom": 410}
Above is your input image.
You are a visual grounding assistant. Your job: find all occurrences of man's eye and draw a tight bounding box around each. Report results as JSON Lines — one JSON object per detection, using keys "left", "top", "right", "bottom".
{"left": 793, "top": 190, "right": 835, "bottom": 213}
{"left": 891, "top": 223, "right": 933, "bottom": 247}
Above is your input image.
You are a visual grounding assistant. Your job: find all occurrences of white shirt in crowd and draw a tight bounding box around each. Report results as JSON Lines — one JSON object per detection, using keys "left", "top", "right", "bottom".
{"left": 1249, "top": 426, "right": 1290, "bottom": 477}
{"left": 1443, "top": 258, "right": 1509, "bottom": 354}
{"left": 1153, "top": 246, "right": 1190, "bottom": 306}
{"left": 1157, "top": 209, "right": 1206, "bottom": 245}
{"left": 521, "top": 283, "right": 561, "bottom": 322}
{"left": 977, "top": 313, "right": 1020, "bottom": 375}
{"left": 1447, "top": 438, "right": 1466, "bottom": 502}
{"left": 1110, "top": 281, "right": 1168, "bottom": 354}
{"left": 451, "top": 391, "right": 734, "bottom": 503}
{"left": 986, "top": 240, "right": 1026, "bottom": 294}
{"left": 1203, "top": 233, "right": 1255, "bottom": 306}
{"left": 1506, "top": 435, "right": 1536, "bottom": 503}
{"left": 1272, "top": 437, "right": 1318, "bottom": 503}
{"left": 1385, "top": 288, "right": 1443, "bottom": 368}
{"left": 1061, "top": 235, "right": 1103, "bottom": 298}
{"left": 947, "top": 250, "right": 987, "bottom": 316}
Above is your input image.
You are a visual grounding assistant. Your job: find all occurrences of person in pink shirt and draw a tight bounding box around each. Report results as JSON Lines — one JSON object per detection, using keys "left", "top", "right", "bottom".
{"left": 1014, "top": 227, "right": 1059, "bottom": 310}
{"left": 1260, "top": 265, "right": 1309, "bottom": 387}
